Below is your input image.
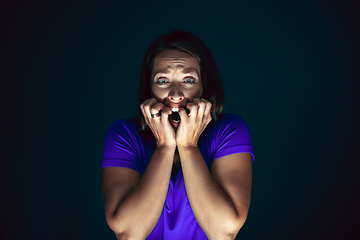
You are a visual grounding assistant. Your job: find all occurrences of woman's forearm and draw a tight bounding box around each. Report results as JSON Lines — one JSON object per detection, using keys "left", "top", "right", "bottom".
{"left": 178, "top": 146, "right": 243, "bottom": 240}
{"left": 109, "top": 146, "right": 175, "bottom": 239}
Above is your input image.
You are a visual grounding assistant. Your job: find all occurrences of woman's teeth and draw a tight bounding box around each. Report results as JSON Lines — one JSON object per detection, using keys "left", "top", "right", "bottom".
{"left": 171, "top": 107, "right": 179, "bottom": 112}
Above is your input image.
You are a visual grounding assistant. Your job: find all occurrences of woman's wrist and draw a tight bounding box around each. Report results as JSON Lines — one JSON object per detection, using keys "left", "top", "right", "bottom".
{"left": 156, "top": 145, "right": 177, "bottom": 152}
{"left": 177, "top": 142, "right": 199, "bottom": 149}
{"left": 177, "top": 145, "right": 199, "bottom": 152}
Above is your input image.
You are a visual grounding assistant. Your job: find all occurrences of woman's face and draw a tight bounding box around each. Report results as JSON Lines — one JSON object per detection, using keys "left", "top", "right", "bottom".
{"left": 151, "top": 50, "right": 203, "bottom": 110}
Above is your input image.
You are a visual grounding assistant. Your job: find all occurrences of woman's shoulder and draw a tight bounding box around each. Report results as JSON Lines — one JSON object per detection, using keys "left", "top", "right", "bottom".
{"left": 105, "top": 118, "right": 139, "bottom": 136}
{"left": 215, "top": 113, "right": 249, "bottom": 128}
{"left": 205, "top": 112, "right": 251, "bottom": 140}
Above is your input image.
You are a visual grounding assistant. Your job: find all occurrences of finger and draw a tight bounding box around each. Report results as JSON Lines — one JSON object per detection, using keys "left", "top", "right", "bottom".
{"left": 150, "top": 102, "right": 166, "bottom": 114}
{"left": 140, "top": 99, "right": 153, "bottom": 124}
{"left": 140, "top": 99, "right": 151, "bottom": 114}
{"left": 196, "top": 100, "right": 206, "bottom": 122}
{"left": 161, "top": 107, "right": 172, "bottom": 124}
{"left": 202, "top": 98, "right": 212, "bottom": 122}
{"left": 192, "top": 98, "right": 202, "bottom": 120}
{"left": 178, "top": 107, "right": 188, "bottom": 122}
{"left": 143, "top": 98, "right": 158, "bottom": 118}
{"left": 186, "top": 102, "right": 198, "bottom": 121}
{"left": 193, "top": 98, "right": 201, "bottom": 105}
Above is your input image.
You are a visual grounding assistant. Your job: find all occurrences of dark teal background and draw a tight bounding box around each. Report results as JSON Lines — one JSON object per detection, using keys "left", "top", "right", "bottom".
{"left": 3, "top": 0, "right": 360, "bottom": 239}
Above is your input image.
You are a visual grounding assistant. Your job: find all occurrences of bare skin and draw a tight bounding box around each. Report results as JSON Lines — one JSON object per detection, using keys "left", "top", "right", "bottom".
{"left": 101, "top": 50, "right": 252, "bottom": 240}
{"left": 149, "top": 50, "right": 206, "bottom": 172}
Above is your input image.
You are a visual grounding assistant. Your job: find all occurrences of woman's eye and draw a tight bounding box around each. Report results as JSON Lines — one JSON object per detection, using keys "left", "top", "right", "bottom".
{"left": 155, "top": 78, "right": 168, "bottom": 85}
{"left": 183, "top": 77, "right": 196, "bottom": 84}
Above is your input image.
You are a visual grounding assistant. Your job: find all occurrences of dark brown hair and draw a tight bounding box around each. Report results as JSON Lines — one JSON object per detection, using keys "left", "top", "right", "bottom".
{"left": 136, "top": 30, "right": 225, "bottom": 131}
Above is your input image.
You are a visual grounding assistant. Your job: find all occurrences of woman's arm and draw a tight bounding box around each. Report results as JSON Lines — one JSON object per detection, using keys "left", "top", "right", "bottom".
{"left": 101, "top": 98, "right": 177, "bottom": 239}
{"left": 101, "top": 146, "right": 175, "bottom": 240}
{"left": 175, "top": 98, "right": 252, "bottom": 239}
{"left": 178, "top": 149, "right": 252, "bottom": 240}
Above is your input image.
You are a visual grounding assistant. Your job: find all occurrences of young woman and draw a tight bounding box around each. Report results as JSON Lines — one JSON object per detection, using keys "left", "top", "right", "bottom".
{"left": 101, "top": 30, "right": 254, "bottom": 240}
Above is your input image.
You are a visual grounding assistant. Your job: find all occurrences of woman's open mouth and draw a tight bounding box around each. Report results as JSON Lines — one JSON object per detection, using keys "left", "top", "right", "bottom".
{"left": 169, "top": 111, "right": 180, "bottom": 123}
{"left": 169, "top": 107, "right": 180, "bottom": 125}
{"left": 168, "top": 107, "right": 190, "bottom": 125}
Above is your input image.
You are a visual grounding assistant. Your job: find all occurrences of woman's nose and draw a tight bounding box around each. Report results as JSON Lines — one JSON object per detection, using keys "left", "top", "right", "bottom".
{"left": 168, "top": 87, "right": 184, "bottom": 102}
{"left": 169, "top": 95, "right": 184, "bottom": 101}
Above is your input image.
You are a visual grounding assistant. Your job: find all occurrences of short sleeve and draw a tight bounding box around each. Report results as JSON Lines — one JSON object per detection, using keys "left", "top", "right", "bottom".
{"left": 211, "top": 114, "right": 255, "bottom": 162}
{"left": 100, "top": 119, "right": 142, "bottom": 172}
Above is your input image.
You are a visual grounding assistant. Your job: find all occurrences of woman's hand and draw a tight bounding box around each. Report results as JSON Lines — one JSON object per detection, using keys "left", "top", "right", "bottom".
{"left": 140, "top": 98, "right": 176, "bottom": 149}
{"left": 176, "top": 98, "right": 212, "bottom": 148}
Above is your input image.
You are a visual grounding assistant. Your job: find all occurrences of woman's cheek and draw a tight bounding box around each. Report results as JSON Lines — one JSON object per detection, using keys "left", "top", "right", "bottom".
{"left": 189, "top": 85, "right": 203, "bottom": 99}
{"left": 188, "top": 88, "right": 203, "bottom": 101}
{"left": 151, "top": 87, "right": 165, "bottom": 100}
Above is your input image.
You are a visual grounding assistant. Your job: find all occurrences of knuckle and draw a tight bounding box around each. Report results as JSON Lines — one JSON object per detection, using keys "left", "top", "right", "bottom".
{"left": 150, "top": 109, "right": 157, "bottom": 114}
{"left": 161, "top": 109, "right": 169, "bottom": 116}
{"left": 158, "top": 103, "right": 165, "bottom": 108}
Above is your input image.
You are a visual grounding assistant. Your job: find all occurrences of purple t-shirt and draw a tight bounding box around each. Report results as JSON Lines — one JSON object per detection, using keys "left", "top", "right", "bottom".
{"left": 101, "top": 113, "right": 254, "bottom": 239}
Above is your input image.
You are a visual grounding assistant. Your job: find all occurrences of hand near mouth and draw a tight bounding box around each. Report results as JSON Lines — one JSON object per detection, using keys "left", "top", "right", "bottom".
{"left": 175, "top": 98, "right": 212, "bottom": 148}
{"left": 140, "top": 98, "right": 176, "bottom": 149}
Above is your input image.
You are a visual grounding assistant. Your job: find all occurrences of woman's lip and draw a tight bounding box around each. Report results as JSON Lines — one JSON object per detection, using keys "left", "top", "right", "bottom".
{"left": 169, "top": 114, "right": 180, "bottom": 127}
{"left": 170, "top": 119, "right": 180, "bottom": 127}
{"left": 168, "top": 103, "right": 184, "bottom": 109}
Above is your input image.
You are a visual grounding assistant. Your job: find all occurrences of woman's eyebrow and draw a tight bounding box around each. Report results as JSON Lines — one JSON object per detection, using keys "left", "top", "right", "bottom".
{"left": 153, "top": 68, "right": 199, "bottom": 76}
{"left": 182, "top": 68, "right": 199, "bottom": 75}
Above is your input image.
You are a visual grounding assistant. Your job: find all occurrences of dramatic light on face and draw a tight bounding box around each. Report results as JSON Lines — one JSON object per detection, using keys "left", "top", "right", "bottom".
{"left": 151, "top": 50, "right": 203, "bottom": 107}
{"left": 151, "top": 50, "right": 203, "bottom": 128}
